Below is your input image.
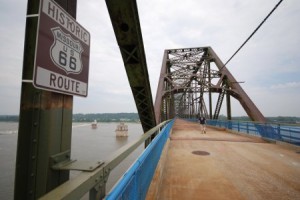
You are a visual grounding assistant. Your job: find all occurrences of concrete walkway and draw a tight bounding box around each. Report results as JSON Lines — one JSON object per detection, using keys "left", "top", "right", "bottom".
{"left": 148, "top": 119, "right": 300, "bottom": 200}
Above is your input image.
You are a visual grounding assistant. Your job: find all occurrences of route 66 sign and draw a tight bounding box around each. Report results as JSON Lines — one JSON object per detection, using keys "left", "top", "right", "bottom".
{"left": 50, "top": 27, "right": 83, "bottom": 74}
{"left": 33, "top": 0, "right": 90, "bottom": 97}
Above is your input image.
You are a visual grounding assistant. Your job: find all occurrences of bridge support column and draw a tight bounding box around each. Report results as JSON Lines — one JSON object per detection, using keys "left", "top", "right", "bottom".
{"left": 208, "top": 62, "right": 213, "bottom": 119}
{"left": 226, "top": 84, "right": 232, "bottom": 120}
{"left": 14, "top": 1, "right": 76, "bottom": 199}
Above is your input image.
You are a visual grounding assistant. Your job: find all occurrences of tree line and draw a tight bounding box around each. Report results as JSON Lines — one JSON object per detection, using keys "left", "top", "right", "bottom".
{"left": 0, "top": 114, "right": 300, "bottom": 124}
{"left": 72, "top": 113, "right": 139, "bottom": 122}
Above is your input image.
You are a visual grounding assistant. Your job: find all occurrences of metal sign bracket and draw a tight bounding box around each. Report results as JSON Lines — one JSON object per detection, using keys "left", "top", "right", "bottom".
{"left": 51, "top": 150, "right": 104, "bottom": 172}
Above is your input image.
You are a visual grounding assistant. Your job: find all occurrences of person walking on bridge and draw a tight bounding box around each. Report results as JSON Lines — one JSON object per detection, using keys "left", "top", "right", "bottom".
{"left": 199, "top": 116, "right": 206, "bottom": 134}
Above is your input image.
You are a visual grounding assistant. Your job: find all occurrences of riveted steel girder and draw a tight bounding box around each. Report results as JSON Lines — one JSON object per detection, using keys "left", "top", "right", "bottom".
{"left": 15, "top": 1, "right": 76, "bottom": 199}
{"left": 105, "top": 0, "right": 156, "bottom": 132}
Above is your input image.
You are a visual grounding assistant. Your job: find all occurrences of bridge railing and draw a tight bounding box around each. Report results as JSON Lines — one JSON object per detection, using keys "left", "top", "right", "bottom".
{"left": 105, "top": 119, "right": 175, "bottom": 200}
{"left": 207, "top": 119, "right": 300, "bottom": 146}
{"left": 39, "top": 119, "right": 174, "bottom": 200}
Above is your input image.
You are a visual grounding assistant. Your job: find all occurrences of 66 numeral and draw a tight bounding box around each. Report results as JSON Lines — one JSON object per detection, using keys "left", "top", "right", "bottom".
{"left": 59, "top": 51, "right": 77, "bottom": 70}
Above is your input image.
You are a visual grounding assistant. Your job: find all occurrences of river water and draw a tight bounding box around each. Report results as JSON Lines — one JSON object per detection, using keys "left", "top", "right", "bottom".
{"left": 0, "top": 122, "right": 144, "bottom": 199}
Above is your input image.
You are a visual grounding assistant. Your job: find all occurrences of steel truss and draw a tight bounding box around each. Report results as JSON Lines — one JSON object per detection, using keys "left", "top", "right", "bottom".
{"left": 105, "top": 0, "right": 156, "bottom": 134}
{"left": 154, "top": 47, "right": 266, "bottom": 123}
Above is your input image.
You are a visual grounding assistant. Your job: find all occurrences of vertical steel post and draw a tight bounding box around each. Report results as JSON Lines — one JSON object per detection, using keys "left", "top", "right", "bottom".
{"left": 155, "top": 50, "right": 168, "bottom": 124}
{"left": 226, "top": 87, "right": 232, "bottom": 120}
{"left": 14, "top": 1, "right": 76, "bottom": 199}
{"left": 208, "top": 62, "right": 213, "bottom": 119}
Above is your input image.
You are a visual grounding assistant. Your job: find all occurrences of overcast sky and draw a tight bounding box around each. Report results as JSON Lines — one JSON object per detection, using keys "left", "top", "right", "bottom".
{"left": 0, "top": 0, "right": 299, "bottom": 117}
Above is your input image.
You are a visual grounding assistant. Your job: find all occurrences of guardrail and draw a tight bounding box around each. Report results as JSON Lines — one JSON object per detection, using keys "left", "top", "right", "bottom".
{"left": 39, "top": 120, "right": 173, "bottom": 200}
{"left": 207, "top": 119, "right": 300, "bottom": 146}
{"left": 105, "top": 119, "right": 174, "bottom": 199}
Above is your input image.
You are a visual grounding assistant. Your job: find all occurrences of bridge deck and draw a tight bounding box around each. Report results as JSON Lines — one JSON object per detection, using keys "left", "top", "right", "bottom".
{"left": 147, "top": 119, "right": 300, "bottom": 200}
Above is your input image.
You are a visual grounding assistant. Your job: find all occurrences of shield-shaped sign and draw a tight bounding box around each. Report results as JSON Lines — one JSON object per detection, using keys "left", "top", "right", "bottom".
{"left": 50, "top": 27, "right": 83, "bottom": 74}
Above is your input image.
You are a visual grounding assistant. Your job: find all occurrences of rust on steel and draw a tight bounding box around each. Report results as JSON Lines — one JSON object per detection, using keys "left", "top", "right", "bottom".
{"left": 154, "top": 47, "right": 266, "bottom": 123}
{"left": 105, "top": 0, "right": 156, "bottom": 132}
{"left": 15, "top": 1, "right": 76, "bottom": 199}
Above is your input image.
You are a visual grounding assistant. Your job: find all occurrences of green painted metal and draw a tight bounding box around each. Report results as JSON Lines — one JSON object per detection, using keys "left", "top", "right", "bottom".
{"left": 39, "top": 120, "right": 170, "bottom": 200}
{"left": 226, "top": 84, "right": 232, "bottom": 120}
{"left": 208, "top": 62, "right": 213, "bottom": 119}
{"left": 105, "top": 0, "right": 157, "bottom": 135}
{"left": 14, "top": 1, "right": 76, "bottom": 199}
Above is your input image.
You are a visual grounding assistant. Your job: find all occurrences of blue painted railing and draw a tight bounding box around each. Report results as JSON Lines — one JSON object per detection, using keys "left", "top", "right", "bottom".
{"left": 207, "top": 119, "right": 300, "bottom": 146}
{"left": 105, "top": 119, "right": 175, "bottom": 200}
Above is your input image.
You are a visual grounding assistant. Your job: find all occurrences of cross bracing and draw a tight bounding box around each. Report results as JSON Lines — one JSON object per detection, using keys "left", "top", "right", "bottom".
{"left": 154, "top": 47, "right": 266, "bottom": 123}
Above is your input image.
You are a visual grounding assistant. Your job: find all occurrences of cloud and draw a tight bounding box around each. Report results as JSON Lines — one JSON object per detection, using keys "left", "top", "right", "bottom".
{"left": 270, "top": 81, "right": 300, "bottom": 89}
{"left": 0, "top": 0, "right": 300, "bottom": 117}
{"left": 246, "top": 85, "right": 300, "bottom": 117}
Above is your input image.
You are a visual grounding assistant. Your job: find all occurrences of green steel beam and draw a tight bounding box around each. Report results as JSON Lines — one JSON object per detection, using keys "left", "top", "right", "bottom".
{"left": 105, "top": 0, "right": 157, "bottom": 135}
{"left": 226, "top": 84, "right": 232, "bottom": 120}
{"left": 208, "top": 62, "right": 213, "bottom": 119}
{"left": 14, "top": 1, "right": 76, "bottom": 199}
